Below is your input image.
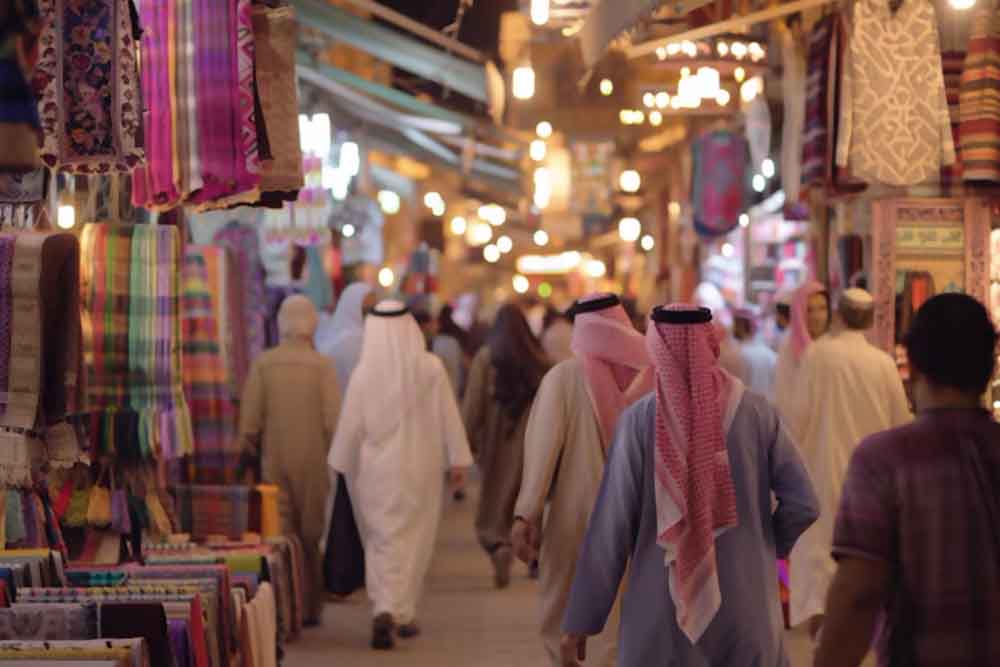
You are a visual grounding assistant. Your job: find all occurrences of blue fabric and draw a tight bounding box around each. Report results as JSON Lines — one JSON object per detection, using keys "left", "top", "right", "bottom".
{"left": 563, "top": 392, "right": 820, "bottom": 666}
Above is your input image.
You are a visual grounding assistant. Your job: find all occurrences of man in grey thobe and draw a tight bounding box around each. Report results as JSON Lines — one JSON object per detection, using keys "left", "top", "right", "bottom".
{"left": 561, "top": 305, "right": 819, "bottom": 666}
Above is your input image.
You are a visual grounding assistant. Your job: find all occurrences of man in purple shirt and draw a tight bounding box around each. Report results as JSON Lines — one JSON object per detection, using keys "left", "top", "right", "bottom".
{"left": 816, "top": 293, "right": 1000, "bottom": 667}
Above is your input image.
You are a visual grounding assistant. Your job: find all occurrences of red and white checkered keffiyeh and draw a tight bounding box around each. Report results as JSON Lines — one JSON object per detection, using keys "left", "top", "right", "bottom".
{"left": 646, "top": 304, "right": 744, "bottom": 642}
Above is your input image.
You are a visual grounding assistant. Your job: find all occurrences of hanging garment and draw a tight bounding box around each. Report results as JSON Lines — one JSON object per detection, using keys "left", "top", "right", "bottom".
{"left": 836, "top": 0, "right": 954, "bottom": 186}
{"left": 940, "top": 50, "right": 965, "bottom": 185}
{"left": 212, "top": 222, "right": 266, "bottom": 363}
{"left": 0, "top": 0, "right": 43, "bottom": 173}
{"left": 251, "top": 5, "right": 304, "bottom": 196}
{"left": 801, "top": 14, "right": 836, "bottom": 191}
{"left": 780, "top": 24, "right": 806, "bottom": 203}
{"left": 34, "top": 0, "right": 144, "bottom": 173}
{"left": 200, "top": 246, "right": 248, "bottom": 398}
{"left": 960, "top": 9, "right": 1000, "bottom": 183}
{"left": 691, "top": 130, "right": 750, "bottom": 238}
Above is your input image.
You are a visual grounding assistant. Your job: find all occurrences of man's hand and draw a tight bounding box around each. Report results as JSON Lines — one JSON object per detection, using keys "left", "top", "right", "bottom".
{"left": 447, "top": 467, "right": 467, "bottom": 493}
{"left": 511, "top": 518, "right": 539, "bottom": 564}
{"left": 560, "top": 633, "right": 587, "bottom": 666}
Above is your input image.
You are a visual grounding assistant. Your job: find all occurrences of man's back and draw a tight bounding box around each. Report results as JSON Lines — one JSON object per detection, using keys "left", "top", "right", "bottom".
{"left": 834, "top": 409, "right": 1000, "bottom": 666}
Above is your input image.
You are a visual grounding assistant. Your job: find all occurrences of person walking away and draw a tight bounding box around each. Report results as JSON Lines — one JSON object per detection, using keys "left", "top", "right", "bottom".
{"left": 513, "top": 294, "right": 654, "bottom": 666}
{"left": 773, "top": 283, "right": 829, "bottom": 432}
{"left": 327, "top": 300, "right": 472, "bottom": 650}
{"left": 560, "top": 305, "right": 819, "bottom": 666}
{"left": 239, "top": 295, "right": 341, "bottom": 626}
{"left": 733, "top": 308, "right": 778, "bottom": 400}
{"left": 772, "top": 290, "right": 793, "bottom": 351}
{"left": 314, "top": 282, "right": 375, "bottom": 599}
{"left": 541, "top": 306, "right": 574, "bottom": 364}
{"left": 463, "top": 303, "right": 550, "bottom": 588}
{"left": 816, "top": 293, "right": 1000, "bottom": 667}
{"left": 434, "top": 303, "right": 469, "bottom": 397}
{"left": 788, "top": 288, "right": 911, "bottom": 637}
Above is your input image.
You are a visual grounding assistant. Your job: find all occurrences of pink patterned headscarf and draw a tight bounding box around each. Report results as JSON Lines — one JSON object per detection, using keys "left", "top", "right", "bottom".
{"left": 789, "top": 282, "right": 828, "bottom": 362}
{"left": 646, "top": 304, "right": 744, "bottom": 642}
{"left": 570, "top": 294, "right": 654, "bottom": 451}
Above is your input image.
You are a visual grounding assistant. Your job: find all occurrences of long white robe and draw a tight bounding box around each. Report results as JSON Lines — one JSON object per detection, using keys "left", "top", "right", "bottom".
{"left": 328, "top": 312, "right": 473, "bottom": 623}
{"left": 788, "top": 329, "right": 912, "bottom": 626}
{"left": 773, "top": 338, "right": 801, "bottom": 436}
{"left": 739, "top": 339, "right": 777, "bottom": 401}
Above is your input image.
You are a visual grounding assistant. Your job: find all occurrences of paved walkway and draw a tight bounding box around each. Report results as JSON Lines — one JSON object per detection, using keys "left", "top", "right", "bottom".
{"left": 285, "top": 484, "right": 837, "bottom": 666}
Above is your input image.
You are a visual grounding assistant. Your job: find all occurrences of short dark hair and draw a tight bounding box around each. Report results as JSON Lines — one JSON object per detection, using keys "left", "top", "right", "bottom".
{"left": 905, "top": 293, "right": 998, "bottom": 395}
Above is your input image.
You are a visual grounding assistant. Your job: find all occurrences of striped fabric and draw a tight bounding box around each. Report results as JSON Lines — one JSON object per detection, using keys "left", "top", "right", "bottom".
{"left": 80, "top": 224, "right": 193, "bottom": 460}
{"left": 200, "top": 246, "right": 249, "bottom": 398}
{"left": 174, "top": 485, "right": 251, "bottom": 541}
{"left": 181, "top": 249, "right": 237, "bottom": 480}
{"left": 211, "top": 222, "right": 266, "bottom": 363}
{"left": 941, "top": 51, "right": 966, "bottom": 186}
{"left": 960, "top": 9, "right": 1000, "bottom": 183}
{"left": 801, "top": 14, "right": 835, "bottom": 190}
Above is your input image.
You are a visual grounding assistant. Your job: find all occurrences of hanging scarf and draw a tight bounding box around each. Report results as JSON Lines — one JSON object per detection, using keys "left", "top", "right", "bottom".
{"left": 569, "top": 294, "right": 653, "bottom": 451}
{"left": 646, "top": 305, "right": 744, "bottom": 642}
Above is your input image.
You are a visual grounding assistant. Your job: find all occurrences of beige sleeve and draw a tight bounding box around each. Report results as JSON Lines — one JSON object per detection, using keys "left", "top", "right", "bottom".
{"left": 435, "top": 363, "right": 474, "bottom": 470}
{"left": 239, "top": 361, "right": 265, "bottom": 457}
{"left": 513, "top": 367, "right": 567, "bottom": 524}
{"left": 460, "top": 348, "right": 490, "bottom": 458}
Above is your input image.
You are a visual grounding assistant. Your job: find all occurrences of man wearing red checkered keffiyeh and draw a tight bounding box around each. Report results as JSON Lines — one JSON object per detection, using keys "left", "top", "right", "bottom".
{"left": 560, "top": 304, "right": 820, "bottom": 667}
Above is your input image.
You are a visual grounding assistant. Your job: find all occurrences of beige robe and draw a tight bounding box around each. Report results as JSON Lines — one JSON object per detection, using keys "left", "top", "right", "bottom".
{"left": 514, "top": 359, "right": 621, "bottom": 667}
{"left": 239, "top": 340, "right": 341, "bottom": 621}
{"left": 462, "top": 347, "right": 528, "bottom": 553}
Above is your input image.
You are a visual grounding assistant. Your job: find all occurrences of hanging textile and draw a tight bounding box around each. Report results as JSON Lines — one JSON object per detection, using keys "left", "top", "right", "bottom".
{"left": 836, "top": 0, "right": 954, "bottom": 186}
{"left": 251, "top": 4, "right": 303, "bottom": 199}
{"left": 940, "top": 50, "right": 965, "bottom": 186}
{"left": 780, "top": 23, "right": 806, "bottom": 203}
{"left": 80, "top": 224, "right": 193, "bottom": 460}
{"left": 960, "top": 9, "right": 1000, "bottom": 183}
{"left": 34, "top": 0, "right": 144, "bottom": 173}
{"left": 0, "top": 0, "right": 43, "bottom": 173}
{"left": 211, "top": 222, "right": 266, "bottom": 363}
{"left": 691, "top": 130, "right": 750, "bottom": 238}
{"left": 199, "top": 246, "right": 248, "bottom": 401}
{"left": 180, "top": 250, "right": 237, "bottom": 481}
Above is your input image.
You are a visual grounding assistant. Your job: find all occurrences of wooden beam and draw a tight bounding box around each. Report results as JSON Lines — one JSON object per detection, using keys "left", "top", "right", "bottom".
{"left": 626, "top": 0, "right": 835, "bottom": 59}
{"left": 339, "top": 0, "right": 485, "bottom": 64}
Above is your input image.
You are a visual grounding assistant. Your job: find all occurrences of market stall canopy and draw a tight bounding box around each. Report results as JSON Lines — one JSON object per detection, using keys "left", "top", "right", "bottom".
{"left": 290, "top": 0, "right": 492, "bottom": 104}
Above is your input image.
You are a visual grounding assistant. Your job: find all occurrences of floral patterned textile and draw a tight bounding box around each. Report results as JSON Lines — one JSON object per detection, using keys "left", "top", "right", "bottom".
{"left": 33, "top": 0, "right": 144, "bottom": 173}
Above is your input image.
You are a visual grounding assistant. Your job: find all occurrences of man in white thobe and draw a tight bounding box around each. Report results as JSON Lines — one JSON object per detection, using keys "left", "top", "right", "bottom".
{"left": 788, "top": 288, "right": 912, "bottom": 635}
{"left": 328, "top": 301, "right": 473, "bottom": 650}
{"left": 512, "top": 294, "right": 653, "bottom": 666}
{"left": 733, "top": 309, "right": 778, "bottom": 400}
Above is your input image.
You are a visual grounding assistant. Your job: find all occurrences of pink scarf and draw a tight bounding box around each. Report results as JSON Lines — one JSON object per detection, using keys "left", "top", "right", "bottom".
{"left": 570, "top": 298, "right": 653, "bottom": 451}
{"left": 646, "top": 304, "right": 743, "bottom": 642}
{"left": 789, "top": 282, "right": 827, "bottom": 362}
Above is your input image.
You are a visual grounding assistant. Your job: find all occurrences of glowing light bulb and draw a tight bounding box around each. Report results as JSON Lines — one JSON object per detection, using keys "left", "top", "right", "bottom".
{"left": 57, "top": 205, "right": 75, "bottom": 230}
{"left": 450, "top": 216, "right": 468, "bottom": 235}
{"left": 641, "top": 234, "right": 655, "bottom": 251}
{"left": 583, "top": 259, "right": 607, "bottom": 278}
{"left": 649, "top": 111, "right": 663, "bottom": 126}
{"left": 717, "top": 42, "right": 729, "bottom": 57}
{"left": 721, "top": 243, "right": 735, "bottom": 258}
{"left": 497, "top": 235, "right": 513, "bottom": 253}
{"left": 530, "top": 0, "right": 549, "bottom": 25}
{"left": 513, "top": 66, "right": 535, "bottom": 100}
{"left": 618, "top": 217, "right": 641, "bottom": 242}
{"left": 536, "top": 121, "right": 553, "bottom": 138}
{"left": 533, "top": 229, "right": 549, "bottom": 246}
{"left": 513, "top": 274, "right": 530, "bottom": 294}
{"left": 739, "top": 213, "right": 750, "bottom": 228}
{"left": 599, "top": 78, "right": 614, "bottom": 96}
{"left": 762, "top": 158, "right": 775, "bottom": 178}
{"left": 378, "top": 267, "right": 395, "bottom": 287}
{"left": 530, "top": 139, "right": 547, "bottom": 162}
{"left": 643, "top": 92, "right": 655, "bottom": 108}
{"left": 752, "top": 174, "right": 766, "bottom": 192}
{"left": 716, "top": 89, "right": 731, "bottom": 106}
{"left": 342, "top": 223, "right": 356, "bottom": 238}
{"left": 656, "top": 92, "right": 670, "bottom": 109}
{"left": 619, "top": 169, "right": 641, "bottom": 193}
{"left": 483, "top": 244, "right": 501, "bottom": 263}
{"left": 377, "top": 190, "right": 400, "bottom": 215}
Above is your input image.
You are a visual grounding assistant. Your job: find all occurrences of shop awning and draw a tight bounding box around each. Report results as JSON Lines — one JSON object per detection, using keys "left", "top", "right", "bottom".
{"left": 290, "top": 0, "right": 489, "bottom": 104}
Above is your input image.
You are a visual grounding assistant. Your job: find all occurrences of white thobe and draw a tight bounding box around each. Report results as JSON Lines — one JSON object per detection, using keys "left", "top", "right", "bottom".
{"left": 788, "top": 329, "right": 912, "bottom": 626}
{"left": 739, "top": 339, "right": 778, "bottom": 401}
{"left": 773, "top": 339, "right": 801, "bottom": 433}
{"left": 328, "top": 356, "right": 473, "bottom": 623}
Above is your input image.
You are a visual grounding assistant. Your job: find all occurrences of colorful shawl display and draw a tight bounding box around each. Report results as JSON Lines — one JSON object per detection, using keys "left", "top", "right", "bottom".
{"left": 199, "top": 246, "right": 248, "bottom": 399}
{"left": 211, "top": 222, "right": 266, "bottom": 363}
{"left": 691, "top": 131, "right": 749, "bottom": 238}
{"left": 960, "top": 9, "right": 1000, "bottom": 183}
{"left": 569, "top": 294, "right": 654, "bottom": 451}
{"left": 173, "top": 485, "right": 251, "bottom": 541}
{"left": 33, "top": 0, "right": 143, "bottom": 173}
{"left": 646, "top": 305, "right": 744, "bottom": 642}
{"left": 180, "top": 250, "right": 237, "bottom": 478}
{"left": 80, "top": 224, "right": 193, "bottom": 460}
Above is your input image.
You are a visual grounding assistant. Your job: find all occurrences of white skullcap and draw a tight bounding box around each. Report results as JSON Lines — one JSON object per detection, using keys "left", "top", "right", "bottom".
{"left": 841, "top": 287, "right": 874, "bottom": 309}
{"left": 278, "top": 295, "right": 319, "bottom": 340}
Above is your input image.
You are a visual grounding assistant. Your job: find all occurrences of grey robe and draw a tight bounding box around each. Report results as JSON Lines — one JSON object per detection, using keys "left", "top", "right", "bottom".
{"left": 563, "top": 392, "right": 819, "bottom": 667}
